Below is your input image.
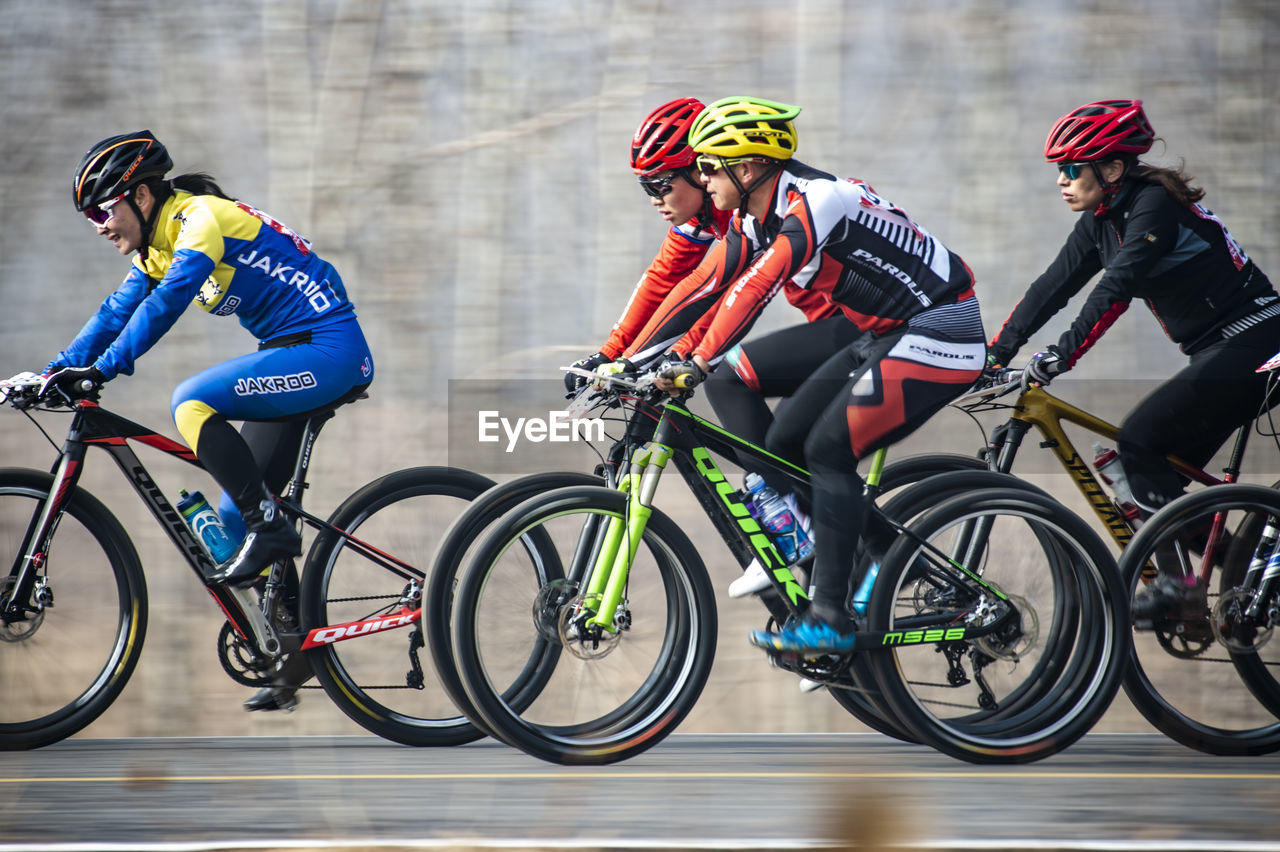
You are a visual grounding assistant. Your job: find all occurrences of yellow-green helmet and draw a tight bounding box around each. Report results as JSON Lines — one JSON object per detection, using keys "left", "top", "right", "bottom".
{"left": 689, "top": 96, "right": 801, "bottom": 160}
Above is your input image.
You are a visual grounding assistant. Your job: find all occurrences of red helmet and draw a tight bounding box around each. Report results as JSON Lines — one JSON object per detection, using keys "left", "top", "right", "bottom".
{"left": 1044, "top": 99, "right": 1155, "bottom": 163}
{"left": 630, "top": 97, "right": 705, "bottom": 176}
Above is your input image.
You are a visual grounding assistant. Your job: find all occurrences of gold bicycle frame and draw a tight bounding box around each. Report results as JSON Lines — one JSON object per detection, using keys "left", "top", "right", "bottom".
{"left": 1008, "top": 386, "right": 1225, "bottom": 552}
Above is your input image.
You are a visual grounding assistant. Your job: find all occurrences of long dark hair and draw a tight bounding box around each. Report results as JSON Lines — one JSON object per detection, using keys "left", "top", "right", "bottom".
{"left": 143, "top": 172, "right": 234, "bottom": 205}
{"left": 1130, "top": 158, "right": 1204, "bottom": 207}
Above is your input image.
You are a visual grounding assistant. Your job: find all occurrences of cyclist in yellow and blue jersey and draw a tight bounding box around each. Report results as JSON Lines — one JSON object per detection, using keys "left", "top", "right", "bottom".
{"left": 43, "top": 131, "right": 374, "bottom": 708}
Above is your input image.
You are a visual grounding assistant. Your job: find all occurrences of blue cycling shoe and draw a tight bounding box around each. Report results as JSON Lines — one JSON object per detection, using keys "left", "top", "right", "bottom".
{"left": 749, "top": 616, "right": 856, "bottom": 656}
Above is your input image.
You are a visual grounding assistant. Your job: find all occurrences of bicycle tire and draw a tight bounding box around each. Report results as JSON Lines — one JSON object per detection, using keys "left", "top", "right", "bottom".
{"left": 1119, "top": 484, "right": 1280, "bottom": 755}
{"left": 870, "top": 469, "right": 1086, "bottom": 737}
{"left": 451, "top": 485, "right": 717, "bottom": 765}
{"left": 818, "top": 456, "right": 990, "bottom": 743}
{"left": 867, "top": 486, "right": 1128, "bottom": 763}
{"left": 299, "top": 465, "right": 494, "bottom": 747}
{"left": 424, "top": 470, "right": 603, "bottom": 742}
{"left": 0, "top": 469, "right": 148, "bottom": 750}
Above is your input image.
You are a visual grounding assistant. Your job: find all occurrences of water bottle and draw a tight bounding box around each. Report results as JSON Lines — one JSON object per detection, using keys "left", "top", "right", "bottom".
{"left": 743, "top": 473, "right": 813, "bottom": 564}
{"left": 851, "top": 562, "right": 879, "bottom": 616}
{"left": 1092, "top": 443, "right": 1140, "bottom": 524}
{"left": 177, "top": 489, "right": 237, "bottom": 562}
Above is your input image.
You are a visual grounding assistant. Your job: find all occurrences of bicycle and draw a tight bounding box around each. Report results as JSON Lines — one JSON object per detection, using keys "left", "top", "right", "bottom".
{"left": 943, "top": 369, "right": 1280, "bottom": 753}
{"left": 442, "top": 367, "right": 1129, "bottom": 764}
{"left": 424, "top": 384, "right": 1008, "bottom": 747}
{"left": 0, "top": 373, "right": 494, "bottom": 750}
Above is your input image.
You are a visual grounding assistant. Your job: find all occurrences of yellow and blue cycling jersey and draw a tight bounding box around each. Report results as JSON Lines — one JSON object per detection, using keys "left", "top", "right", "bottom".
{"left": 48, "top": 191, "right": 356, "bottom": 380}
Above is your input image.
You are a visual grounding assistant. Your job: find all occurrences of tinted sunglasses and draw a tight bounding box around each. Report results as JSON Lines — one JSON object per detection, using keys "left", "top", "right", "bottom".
{"left": 695, "top": 154, "right": 724, "bottom": 176}
{"left": 1057, "top": 163, "right": 1088, "bottom": 180}
{"left": 83, "top": 190, "right": 131, "bottom": 226}
{"left": 638, "top": 173, "right": 678, "bottom": 198}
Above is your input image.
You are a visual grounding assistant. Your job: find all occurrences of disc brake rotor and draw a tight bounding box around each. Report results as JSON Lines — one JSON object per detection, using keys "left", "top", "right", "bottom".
{"left": 558, "top": 592, "right": 624, "bottom": 661}
{"left": 1213, "top": 587, "right": 1274, "bottom": 653}
{"left": 532, "top": 578, "right": 579, "bottom": 643}
{"left": 0, "top": 576, "right": 47, "bottom": 643}
{"left": 974, "top": 592, "right": 1039, "bottom": 661}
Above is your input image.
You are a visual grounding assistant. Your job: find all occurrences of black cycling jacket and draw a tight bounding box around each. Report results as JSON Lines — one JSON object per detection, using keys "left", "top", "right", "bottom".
{"left": 988, "top": 179, "right": 1276, "bottom": 368}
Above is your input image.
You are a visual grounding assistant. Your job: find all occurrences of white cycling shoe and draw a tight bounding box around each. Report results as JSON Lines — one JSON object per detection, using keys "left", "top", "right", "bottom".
{"left": 728, "top": 558, "right": 772, "bottom": 598}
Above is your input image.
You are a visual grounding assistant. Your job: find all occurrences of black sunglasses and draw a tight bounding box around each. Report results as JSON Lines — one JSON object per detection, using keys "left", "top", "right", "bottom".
{"left": 1058, "top": 163, "right": 1088, "bottom": 180}
{"left": 638, "top": 173, "right": 678, "bottom": 199}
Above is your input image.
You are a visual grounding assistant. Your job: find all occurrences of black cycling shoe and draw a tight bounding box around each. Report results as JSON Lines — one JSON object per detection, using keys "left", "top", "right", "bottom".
{"left": 1132, "top": 572, "right": 1208, "bottom": 629}
{"left": 208, "top": 499, "right": 301, "bottom": 587}
{"left": 244, "top": 686, "right": 299, "bottom": 712}
{"left": 244, "top": 644, "right": 312, "bottom": 712}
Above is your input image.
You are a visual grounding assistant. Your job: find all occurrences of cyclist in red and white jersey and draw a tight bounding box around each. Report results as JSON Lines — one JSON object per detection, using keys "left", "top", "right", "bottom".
{"left": 984, "top": 100, "right": 1280, "bottom": 619}
{"left": 565, "top": 97, "right": 837, "bottom": 388}
{"left": 638, "top": 97, "right": 985, "bottom": 654}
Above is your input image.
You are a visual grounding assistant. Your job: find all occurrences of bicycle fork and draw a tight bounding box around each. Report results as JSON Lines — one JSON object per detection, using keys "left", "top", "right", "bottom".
{"left": 579, "top": 442, "right": 672, "bottom": 633}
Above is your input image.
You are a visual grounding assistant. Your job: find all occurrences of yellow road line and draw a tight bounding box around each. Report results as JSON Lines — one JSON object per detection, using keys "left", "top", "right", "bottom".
{"left": 6, "top": 769, "right": 1280, "bottom": 784}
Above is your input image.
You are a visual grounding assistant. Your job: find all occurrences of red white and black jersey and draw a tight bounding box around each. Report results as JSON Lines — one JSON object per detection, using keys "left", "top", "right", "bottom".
{"left": 626, "top": 160, "right": 975, "bottom": 365}
{"left": 606, "top": 203, "right": 838, "bottom": 364}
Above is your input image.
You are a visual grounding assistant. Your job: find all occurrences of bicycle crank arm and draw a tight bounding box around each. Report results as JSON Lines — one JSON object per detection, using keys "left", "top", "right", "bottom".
{"left": 227, "top": 585, "right": 282, "bottom": 657}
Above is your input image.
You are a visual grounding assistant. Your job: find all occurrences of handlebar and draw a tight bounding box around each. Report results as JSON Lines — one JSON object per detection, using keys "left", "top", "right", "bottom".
{"left": 952, "top": 368, "right": 1025, "bottom": 408}
{"left": 0, "top": 372, "right": 99, "bottom": 410}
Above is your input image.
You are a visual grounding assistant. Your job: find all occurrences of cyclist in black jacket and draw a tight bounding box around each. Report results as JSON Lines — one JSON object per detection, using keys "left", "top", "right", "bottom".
{"left": 987, "top": 99, "right": 1280, "bottom": 617}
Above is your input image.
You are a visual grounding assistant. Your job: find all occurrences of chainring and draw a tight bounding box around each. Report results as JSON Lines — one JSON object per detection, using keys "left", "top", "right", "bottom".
{"left": 217, "top": 621, "right": 275, "bottom": 687}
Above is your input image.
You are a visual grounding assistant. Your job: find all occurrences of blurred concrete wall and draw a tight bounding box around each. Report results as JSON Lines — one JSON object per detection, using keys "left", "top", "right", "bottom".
{"left": 1, "top": 0, "right": 1277, "bottom": 738}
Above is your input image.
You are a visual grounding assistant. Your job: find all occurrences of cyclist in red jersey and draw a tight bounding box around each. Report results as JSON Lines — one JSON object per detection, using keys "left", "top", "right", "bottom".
{"left": 985, "top": 100, "right": 1280, "bottom": 620}
{"left": 564, "top": 98, "right": 730, "bottom": 389}
{"left": 642, "top": 97, "right": 985, "bottom": 655}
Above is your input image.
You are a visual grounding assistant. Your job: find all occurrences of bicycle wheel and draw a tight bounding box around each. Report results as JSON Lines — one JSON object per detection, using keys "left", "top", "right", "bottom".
{"left": 865, "top": 470, "right": 1078, "bottom": 737}
{"left": 1120, "top": 484, "right": 1280, "bottom": 755}
{"left": 299, "top": 465, "right": 494, "bottom": 747}
{"left": 451, "top": 485, "right": 716, "bottom": 765}
{"left": 0, "top": 469, "right": 148, "bottom": 750}
{"left": 867, "top": 486, "right": 1128, "bottom": 763}
{"left": 424, "top": 470, "right": 602, "bottom": 741}
{"left": 822, "top": 460, "right": 998, "bottom": 744}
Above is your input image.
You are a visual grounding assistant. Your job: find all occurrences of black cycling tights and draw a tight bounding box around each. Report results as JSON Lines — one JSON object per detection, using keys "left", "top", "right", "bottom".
{"left": 196, "top": 415, "right": 307, "bottom": 510}
{"left": 703, "top": 316, "right": 863, "bottom": 493}
{"left": 1118, "top": 316, "right": 1280, "bottom": 511}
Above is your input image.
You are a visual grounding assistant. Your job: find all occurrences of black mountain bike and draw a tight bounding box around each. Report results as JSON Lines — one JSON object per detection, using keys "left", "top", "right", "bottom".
{"left": 442, "top": 369, "right": 1129, "bottom": 765}
{"left": 0, "top": 373, "right": 493, "bottom": 749}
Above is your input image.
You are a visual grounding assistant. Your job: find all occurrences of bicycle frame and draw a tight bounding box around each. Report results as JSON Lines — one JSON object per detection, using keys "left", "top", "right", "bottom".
{"left": 573, "top": 394, "right": 1015, "bottom": 649}
{"left": 980, "top": 383, "right": 1242, "bottom": 582}
{"left": 3, "top": 397, "right": 423, "bottom": 660}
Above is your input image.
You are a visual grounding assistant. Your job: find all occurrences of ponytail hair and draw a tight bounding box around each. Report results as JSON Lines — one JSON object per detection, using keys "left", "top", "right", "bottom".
{"left": 142, "top": 172, "right": 234, "bottom": 206}
{"left": 1130, "top": 157, "right": 1204, "bottom": 207}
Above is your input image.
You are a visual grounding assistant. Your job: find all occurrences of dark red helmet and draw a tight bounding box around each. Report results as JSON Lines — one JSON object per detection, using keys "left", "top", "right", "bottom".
{"left": 630, "top": 97, "right": 705, "bottom": 176}
{"left": 1044, "top": 100, "right": 1155, "bottom": 163}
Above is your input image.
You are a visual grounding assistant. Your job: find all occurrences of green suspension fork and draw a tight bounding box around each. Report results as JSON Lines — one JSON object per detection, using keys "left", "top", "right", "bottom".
{"left": 582, "top": 442, "right": 673, "bottom": 631}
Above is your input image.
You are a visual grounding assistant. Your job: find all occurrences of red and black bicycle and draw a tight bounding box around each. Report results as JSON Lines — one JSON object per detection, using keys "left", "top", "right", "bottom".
{"left": 0, "top": 373, "right": 494, "bottom": 749}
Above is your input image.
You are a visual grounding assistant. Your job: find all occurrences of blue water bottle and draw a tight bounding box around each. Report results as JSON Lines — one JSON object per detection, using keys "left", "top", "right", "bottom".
{"left": 177, "top": 489, "right": 237, "bottom": 562}
{"left": 851, "top": 562, "right": 879, "bottom": 616}
{"left": 744, "top": 473, "right": 813, "bottom": 565}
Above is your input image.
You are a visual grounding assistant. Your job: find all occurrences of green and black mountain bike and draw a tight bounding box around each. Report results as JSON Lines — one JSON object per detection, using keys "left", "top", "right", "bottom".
{"left": 439, "top": 367, "right": 1130, "bottom": 765}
